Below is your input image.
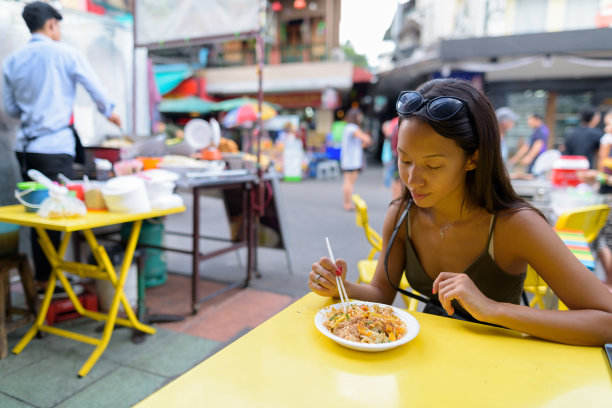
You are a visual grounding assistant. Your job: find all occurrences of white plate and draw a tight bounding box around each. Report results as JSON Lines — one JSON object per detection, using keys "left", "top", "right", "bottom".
{"left": 209, "top": 117, "right": 221, "bottom": 147}
{"left": 314, "top": 301, "right": 420, "bottom": 352}
{"left": 184, "top": 118, "right": 213, "bottom": 149}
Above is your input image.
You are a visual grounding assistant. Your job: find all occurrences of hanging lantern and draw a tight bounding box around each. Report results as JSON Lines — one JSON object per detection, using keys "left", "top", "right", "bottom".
{"left": 293, "top": 0, "right": 306, "bottom": 9}
{"left": 271, "top": 1, "right": 283, "bottom": 12}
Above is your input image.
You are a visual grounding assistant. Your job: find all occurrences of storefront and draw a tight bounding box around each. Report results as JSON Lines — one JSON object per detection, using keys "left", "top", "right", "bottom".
{"left": 374, "top": 27, "right": 612, "bottom": 153}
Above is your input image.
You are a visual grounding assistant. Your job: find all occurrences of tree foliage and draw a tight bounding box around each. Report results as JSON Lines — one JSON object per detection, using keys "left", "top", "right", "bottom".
{"left": 342, "top": 41, "right": 369, "bottom": 68}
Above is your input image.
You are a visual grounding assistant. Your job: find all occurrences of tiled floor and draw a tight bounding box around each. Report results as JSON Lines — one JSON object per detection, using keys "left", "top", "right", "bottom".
{"left": 146, "top": 273, "right": 295, "bottom": 343}
{"left": 0, "top": 274, "right": 296, "bottom": 407}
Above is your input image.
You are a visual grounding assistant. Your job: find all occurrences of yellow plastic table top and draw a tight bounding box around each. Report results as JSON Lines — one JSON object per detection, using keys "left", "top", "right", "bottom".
{"left": 0, "top": 204, "right": 185, "bottom": 231}
{"left": 137, "top": 292, "right": 612, "bottom": 408}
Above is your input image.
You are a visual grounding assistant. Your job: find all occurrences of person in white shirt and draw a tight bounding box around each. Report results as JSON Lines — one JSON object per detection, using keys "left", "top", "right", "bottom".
{"left": 340, "top": 108, "right": 371, "bottom": 211}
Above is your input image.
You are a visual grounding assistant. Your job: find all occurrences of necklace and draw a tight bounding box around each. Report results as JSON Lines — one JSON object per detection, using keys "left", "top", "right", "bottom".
{"left": 438, "top": 222, "right": 457, "bottom": 239}
{"left": 424, "top": 209, "right": 465, "bottom": 239}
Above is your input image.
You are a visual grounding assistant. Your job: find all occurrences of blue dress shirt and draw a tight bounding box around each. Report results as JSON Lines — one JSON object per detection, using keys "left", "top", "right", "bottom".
{"left": 2, "top": 34, "right": 115, "bottom": 155}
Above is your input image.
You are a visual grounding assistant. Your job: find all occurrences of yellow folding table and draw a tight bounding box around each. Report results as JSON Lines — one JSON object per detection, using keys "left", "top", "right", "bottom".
{"left": 137, "top": 292, "right": 612, "bottom": 407}
{"left": 0, "top": 204, "right": 185, "bottom": 377}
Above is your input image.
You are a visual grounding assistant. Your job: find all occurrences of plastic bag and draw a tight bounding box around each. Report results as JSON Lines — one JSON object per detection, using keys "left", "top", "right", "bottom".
{"left": 27, "top": 169, "right": 87, "bottom": 219}
{"left": 37, "top": 193, "right": 87, "bottom": 218}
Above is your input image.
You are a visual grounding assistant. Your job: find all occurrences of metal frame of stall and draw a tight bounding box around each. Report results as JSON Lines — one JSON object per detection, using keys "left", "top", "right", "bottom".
{"left": 130, "top": 1, "right": 289, "bottom": 314}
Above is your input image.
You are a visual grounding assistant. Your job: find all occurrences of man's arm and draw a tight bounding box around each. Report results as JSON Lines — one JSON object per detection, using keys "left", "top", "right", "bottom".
{"left": 519, "top": 139, "right": 545, "bottom": 166}
{"left": 508, "top": 143, "right": 528, "bottom": 166}
{"left": 107, "top": 113, "right": 121, "bottom": 127}
{"left": 69, "top": 49, "right": 118, "bottom": 122}
{"left": 2, "top": 66, "right": 21, "bottom": 119}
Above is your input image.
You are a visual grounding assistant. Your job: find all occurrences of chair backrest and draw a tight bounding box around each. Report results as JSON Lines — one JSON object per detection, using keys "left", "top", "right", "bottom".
{"left": 554, "top": 204, "right": 610, "bottom": 243}
{"left": 524, "top": 265, "right": 541, "bottom": 288}
{"left": 352, "top": 194, "right": 382, "bottom": 259}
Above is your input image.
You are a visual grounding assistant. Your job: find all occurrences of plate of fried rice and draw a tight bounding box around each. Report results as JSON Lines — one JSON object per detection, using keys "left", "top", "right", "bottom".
{"left": 314, "top": 301, "right": 420, "bottom": 352}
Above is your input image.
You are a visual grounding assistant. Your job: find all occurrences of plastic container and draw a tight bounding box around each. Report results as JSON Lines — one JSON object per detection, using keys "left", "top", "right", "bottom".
{"left": 66, "top": 183, "right": 85, "bottom": 202}
{"left": 102, "top": 176, "right": 151, "bottom": 213}
{"left": 84, "top": 181, "right": 107, "bottom": 210}
{"left": 551, "top": 155, "right": 589, "bottom": 187}
{"left": 550, "top": 187, "right": 604, "bottom": 216}
{"left": 283, "top": 138, "right": 304, "bottom": 182}
{"left": 0, "top": 222, "right": 20, "bottom": 257}
{"left": 137, "top": 156, "right": 162, "bottom": 170}
{"left": 325, "top": 146, "right": 341, "bottom": 161}
{"left": 223, "top": 152, "right": 246, "bottom": 170}
{"left": 95, "top": 158, "right": 113, "bottom": 181}
{"left": 15, "top": 182, "right": 49, "bottom": 212}
{"left": 93, "top": 244, "right": 137, "bottom": 312}
{"left": 139, "top": 169, "right": 178, "bottom": 196}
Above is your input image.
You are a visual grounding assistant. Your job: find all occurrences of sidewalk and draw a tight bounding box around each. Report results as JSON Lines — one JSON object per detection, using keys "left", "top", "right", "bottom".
{"left": 0, "top": 163, "right": 393, "bottom": 407}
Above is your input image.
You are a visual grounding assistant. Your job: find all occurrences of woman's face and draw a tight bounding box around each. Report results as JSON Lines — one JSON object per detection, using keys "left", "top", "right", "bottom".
{"left": 397, "top": 118, "right": 477, "bottom": 208}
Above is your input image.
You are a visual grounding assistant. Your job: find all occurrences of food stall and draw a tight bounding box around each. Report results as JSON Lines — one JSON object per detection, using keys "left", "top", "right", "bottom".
{"left": 123, "top": 0, "right": 293, "bottom": 311}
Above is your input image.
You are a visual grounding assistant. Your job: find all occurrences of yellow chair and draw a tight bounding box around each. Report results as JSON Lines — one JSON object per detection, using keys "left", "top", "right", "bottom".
{"left": 554, "top": 204, "right": 609, "bottom": 244}
{"left": 523, "top": 266, "right": 548, "bottom": 309}
{"left": 525, "top": 264, "right": 570, "bottom": 310}
{"left": 352, "top": 194, "right": 382, "bottom": 260}
{"left": 351, "top": 194, "right": 420, "bottom": 311}
{"left": 524, "top": 204, "right": 610, "bottom": 310}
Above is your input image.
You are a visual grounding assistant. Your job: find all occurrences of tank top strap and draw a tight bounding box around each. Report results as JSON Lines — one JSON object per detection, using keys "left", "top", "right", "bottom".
{"left": 487, "top": 214, "right": 497, "bottom": 259}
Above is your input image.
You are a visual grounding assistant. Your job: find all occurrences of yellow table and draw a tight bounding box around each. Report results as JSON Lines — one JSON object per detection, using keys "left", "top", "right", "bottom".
{"left": 0, "top": 204, "right": 185, "bottom": 377}
{"left": 137, "top": 292, "right": 612, "bottom": 407}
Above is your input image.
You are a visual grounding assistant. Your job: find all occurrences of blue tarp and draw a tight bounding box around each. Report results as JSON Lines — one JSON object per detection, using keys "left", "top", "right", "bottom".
{"left": 153, "top": 64, "right": 193, "bottom": 95}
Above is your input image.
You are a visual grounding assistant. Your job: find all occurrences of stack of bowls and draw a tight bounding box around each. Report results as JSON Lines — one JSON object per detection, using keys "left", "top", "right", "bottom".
{"left": 101, "top": 176, "right": 151, "bottom": 213}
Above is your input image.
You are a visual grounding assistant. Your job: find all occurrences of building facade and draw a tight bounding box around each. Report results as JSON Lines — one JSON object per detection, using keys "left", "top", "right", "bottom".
{"left": 200, "top": 0, "right": 354, "bottom": 143}
{"left": 377, "top": 0, "right": 612, "bottom": 152}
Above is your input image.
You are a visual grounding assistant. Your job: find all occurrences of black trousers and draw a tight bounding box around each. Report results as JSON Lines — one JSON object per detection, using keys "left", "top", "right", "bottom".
{"left": 16, "top": 152, "right": 74, "bottom": 282}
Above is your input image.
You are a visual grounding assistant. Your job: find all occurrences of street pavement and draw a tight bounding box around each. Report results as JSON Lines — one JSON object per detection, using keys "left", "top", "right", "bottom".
{"left": 164, "top": 162, "right": 395, "bottom": 301}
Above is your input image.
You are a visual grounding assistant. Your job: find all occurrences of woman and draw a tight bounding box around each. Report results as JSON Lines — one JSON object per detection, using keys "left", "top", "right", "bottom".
{"left": 340, "top": 107, "right": 372, "bottom": 211}
{"left": 310, "top": 78, "right": 612, "bottom": 346}
{"left": 597, "top": 110, "right": 612, "bottom": 172}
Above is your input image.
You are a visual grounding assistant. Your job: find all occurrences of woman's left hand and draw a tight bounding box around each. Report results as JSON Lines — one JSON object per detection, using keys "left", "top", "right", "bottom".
{"left": 432, "top": 272, "right": 496, "bottom": 321}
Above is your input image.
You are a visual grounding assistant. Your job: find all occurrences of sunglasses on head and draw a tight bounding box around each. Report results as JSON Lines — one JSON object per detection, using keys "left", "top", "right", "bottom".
{"left": 396, "top": 91, "right": 469, "bottom": 121}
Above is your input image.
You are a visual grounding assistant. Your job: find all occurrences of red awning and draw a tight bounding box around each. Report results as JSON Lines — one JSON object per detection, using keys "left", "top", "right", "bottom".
{"left": 352, "top": 66, "right": 373, "bottom": 83}
{"left": 164, "top": 77, "right": 217, "bottom": 101}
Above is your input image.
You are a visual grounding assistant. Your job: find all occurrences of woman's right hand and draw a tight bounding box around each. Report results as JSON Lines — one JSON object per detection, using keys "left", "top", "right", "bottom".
{"left": 309, "top": 257, "right": 347, "bottom": 298}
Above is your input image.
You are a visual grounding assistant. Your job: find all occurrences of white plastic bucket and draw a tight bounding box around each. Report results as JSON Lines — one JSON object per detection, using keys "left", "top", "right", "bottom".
{"left": 95, "top": 263, "right": 138, "bottom": 312}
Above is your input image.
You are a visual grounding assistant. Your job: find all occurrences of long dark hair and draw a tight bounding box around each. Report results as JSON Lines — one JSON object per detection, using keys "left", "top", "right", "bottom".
{"left": 397, "top": 78, "right": 541, "bottom": 216}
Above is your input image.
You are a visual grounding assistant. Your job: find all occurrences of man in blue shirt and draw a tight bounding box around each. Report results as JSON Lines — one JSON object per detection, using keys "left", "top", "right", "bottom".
{"left": 2, "top": 1, "right": 121, "bottom": 293}
{"left": 508, "top": 113, "right": 549, "bottom": 174}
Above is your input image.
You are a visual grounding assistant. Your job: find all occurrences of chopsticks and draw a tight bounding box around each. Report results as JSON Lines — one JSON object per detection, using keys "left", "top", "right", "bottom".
{"left": 325, "top": 237, "right": 349, "bottom": 312}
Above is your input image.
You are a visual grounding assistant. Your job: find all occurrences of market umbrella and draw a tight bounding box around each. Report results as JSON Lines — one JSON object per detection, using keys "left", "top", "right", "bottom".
{"left": 213, "top": 97, "right": 279, "bottom": 112}
{"left": 159, "top": 96, "right": 216, "bottom": 114}
{"left": 221, "top": 103, "right": 277, "bottom": 128}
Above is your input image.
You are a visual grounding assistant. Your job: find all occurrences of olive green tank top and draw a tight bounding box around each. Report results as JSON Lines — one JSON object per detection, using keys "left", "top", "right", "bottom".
{"left": 404, "top": 202, "right": 526, "bottom": 317}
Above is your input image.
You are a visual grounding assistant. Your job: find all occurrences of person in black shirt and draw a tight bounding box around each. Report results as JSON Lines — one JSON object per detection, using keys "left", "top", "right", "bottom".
{"left": 563, "top": 107, "right": 602, "bottom": 169}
